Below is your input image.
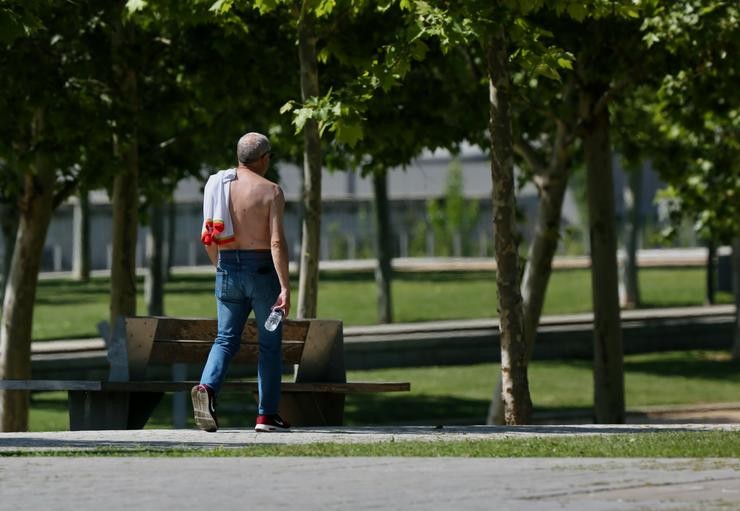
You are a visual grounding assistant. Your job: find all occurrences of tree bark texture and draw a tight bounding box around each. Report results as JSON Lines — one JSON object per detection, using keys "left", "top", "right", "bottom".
{"left": 622, "top": 164, "right": 642, "bottom": 308}
{"left": 706, "top": 240, "right": 716, "bottom": 305}
{"left": 72, "top": 190, "right": 91, "bottom": 282}
{"left": 0, "top": 149, "right": 56, "bottom": 431}
{"left": 145, "top": 202, "right": 164, "bottom": 316}
{"left": 732, "top": 237, "right": 740, "bottom": 360}
{"left": 109, "top": 17, "right": 139, "bottom": 332}
{"left": 0, "top": 202, "right": 19, "bottom": 306}
{"left": 487, "top": 121, "right": 573, "bottom": 425}
{"left": 486, "top": 29, "right": 532, "bottom": 425}
{"left": 109, "top": 160, "right": 139, "bottom": 330}
{"left": 581, "top": 89, "right": 625, "bottom": 424}
{"left": 373, "top": 172, "right": 393, "bottom": 324}
{"left": 296, "top": 10, "right": 322, "bottom": 319}
{"left": 165, "top": 199, "right": 176, "bottom": 282}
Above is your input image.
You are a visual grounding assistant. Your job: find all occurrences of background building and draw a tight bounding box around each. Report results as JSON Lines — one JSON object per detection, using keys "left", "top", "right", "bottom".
{"left": 4, "top": 145, "right": 673, "bottom": 273}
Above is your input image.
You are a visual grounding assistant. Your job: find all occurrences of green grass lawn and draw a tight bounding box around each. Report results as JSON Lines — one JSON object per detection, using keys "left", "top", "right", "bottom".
{"left": 5, "top": 432, "right": 739, "bottom": 458}
{"left": 29, "top": 350, "right": 740, "bottom": 432}
{"left": 32, "top": 267, "right": 732, "bottom": 340}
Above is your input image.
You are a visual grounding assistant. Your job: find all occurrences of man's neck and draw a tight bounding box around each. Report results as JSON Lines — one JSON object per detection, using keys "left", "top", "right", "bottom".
{"left": 237, "top": 163, "right": 262, "bottom": 176}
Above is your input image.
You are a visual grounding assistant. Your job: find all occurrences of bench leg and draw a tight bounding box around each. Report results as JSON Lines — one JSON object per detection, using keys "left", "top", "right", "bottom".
{"left": 68, "top": 391, "right": 164, "bottom": 430}
{"left": 278, "top": 392, "right": 345, "bottom": 427}
{"left": 127, "top": 392, "right": 164, "bottom": 429}
{"left": 68, "top": 391, "right": 129, "bottom": 430}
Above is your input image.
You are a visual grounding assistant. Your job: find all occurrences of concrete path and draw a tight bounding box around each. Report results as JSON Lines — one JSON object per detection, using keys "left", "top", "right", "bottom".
{"left": 1, "top": 456, "right": 738, "bottom": 511}
{"left": 2, "top": 425, "right": 739, "bottom": 511}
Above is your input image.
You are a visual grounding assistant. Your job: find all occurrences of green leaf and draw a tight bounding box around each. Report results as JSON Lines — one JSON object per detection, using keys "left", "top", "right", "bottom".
{"left": 125, "top": 0, "right": 147, "bottom": 13}
{"left": 410, "top": 40, "right": 428, "bottom": 61}
{"left": 567, "top": 3, "right": 587, "bottom": 22}
{"left": 293, "top": 108, "right": 312, "bottom": 133}
{"left": 315, "top": 0, "right": 337, "bottom": 18}
{"left": 254, "top": 0, "right": 281, "bottom": 14}
{"left": 621, "top": 6, "right": 640, "bottom": 19}
{"left": 335, "top": 121, "right": 364, "bottom": 147}
{"left": 279, "top": 101, "right": 295, "bottom": 114}
{"left": 643, "top": 32, "right": 660, "bottom": 48}
{"left": 534, "top": 63, "right": 561, "bottom": 81}
{"left": 210, "top": 0, "right": 234, "bottom": 15}
{"left": 556, "top": 57, "right": 573, "bottom": 69}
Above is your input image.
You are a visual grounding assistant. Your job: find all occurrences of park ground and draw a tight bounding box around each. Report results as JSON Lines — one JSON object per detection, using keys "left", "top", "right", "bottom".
{"left": 1, "top": 425, "right": 739, "bottom": 511}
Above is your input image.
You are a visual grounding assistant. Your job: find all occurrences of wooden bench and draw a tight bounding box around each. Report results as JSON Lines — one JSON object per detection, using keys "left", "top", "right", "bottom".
{"left": 0, "top": 316, "right": 410, "bottom": 430}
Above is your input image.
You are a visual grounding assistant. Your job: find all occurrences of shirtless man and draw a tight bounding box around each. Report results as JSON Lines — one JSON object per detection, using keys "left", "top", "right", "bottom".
{"left": 191, "top": 132, "right": 291, "bottom": 433}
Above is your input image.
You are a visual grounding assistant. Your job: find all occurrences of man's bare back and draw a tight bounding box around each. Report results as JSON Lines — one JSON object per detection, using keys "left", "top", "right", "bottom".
{"left": 220, "top": 169, "right": 280, "bottom": 251}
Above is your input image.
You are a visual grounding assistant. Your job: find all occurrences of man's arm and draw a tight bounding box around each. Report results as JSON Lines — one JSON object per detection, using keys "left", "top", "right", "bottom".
{"left": 269, "top": 185, "right": 291, "bottom": 316}
{"left": 205, "top": 243, "right": 218, "bottom": 267}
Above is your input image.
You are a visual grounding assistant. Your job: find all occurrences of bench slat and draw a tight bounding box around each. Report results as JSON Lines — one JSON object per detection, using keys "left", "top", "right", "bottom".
{"left": 151, "top": 317, "right": 311, "bottom": 343}
{"left": 0, "top": 380, "right": 102, "bottom": 391}
{"left": 0, "top": 379, "right": 410, "bottom": 394}
{"left": 101, "top": 380, "right": 410, "bottom": 393}
{"left": 148, "top": 340, "right": 305, "bottom": 365}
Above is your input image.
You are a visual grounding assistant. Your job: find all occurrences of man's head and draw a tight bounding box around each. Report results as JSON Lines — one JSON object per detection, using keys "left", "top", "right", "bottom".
{"left": 237, "top": 132, "right": 271, "bottom": 170}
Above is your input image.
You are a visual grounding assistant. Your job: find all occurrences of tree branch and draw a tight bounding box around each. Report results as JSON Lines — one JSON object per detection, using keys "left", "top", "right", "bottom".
{"left": 593, "top": 78, "right": 630, "bottom": 116}
{"left": 514, "top": 138, "right": 546, "bottom": 175}
{"left": 53, "top": 180, "right": 78, "bottom": 210}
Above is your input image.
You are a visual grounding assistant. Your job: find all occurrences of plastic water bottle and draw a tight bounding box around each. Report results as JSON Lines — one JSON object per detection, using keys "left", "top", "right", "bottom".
{"left": 264, "top": 308, "right": 283, "bottom": 332}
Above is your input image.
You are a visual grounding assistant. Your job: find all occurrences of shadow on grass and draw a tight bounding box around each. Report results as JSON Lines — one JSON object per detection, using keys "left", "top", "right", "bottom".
{"left": 345, "top": 394, "right": 489, "bottom": 425}
{"left": 162, "top": 285, "right": 214, "bottom": 295}
{"left": 318, "top": 270, "right": 496, "bottom": 284}
{"left": 394, "top": 271, "right": 495, "bottom": 283}
{"left": 34, "top": 295, "right": 108, "bottom": 306}
{"left": 345, "top": 394, "right": 600, "bottom": 426}
{"left": 637, "top": 296, "right": 734, "bottom": 309}
{"left": 35, "top": 278, "right": 131, "bottom": 305}
{"left": 30, "top": 394, "right": 69, "bottom": 413}
{"left": 624, "top": 355, "right": 740, "bottom": 382}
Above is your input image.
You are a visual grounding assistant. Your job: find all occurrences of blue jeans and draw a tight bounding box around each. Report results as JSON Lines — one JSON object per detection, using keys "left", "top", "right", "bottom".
{"left": 200, "top": 250, "right": 282, "bottom": 416}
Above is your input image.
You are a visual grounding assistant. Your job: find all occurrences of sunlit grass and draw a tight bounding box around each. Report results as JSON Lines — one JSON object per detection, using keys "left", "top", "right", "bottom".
{"left": 4, "top": 432, "right": 739, "bottom": 458}
{"left": 31, "top": 267, "right": 731, "bottom": 340}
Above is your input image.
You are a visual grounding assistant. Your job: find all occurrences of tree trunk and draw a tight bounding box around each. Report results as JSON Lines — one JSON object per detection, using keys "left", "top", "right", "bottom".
{"left": 296, "top": 10, "right": 322, "bottom": 319}
{"left": 487, "top": 121, "right": 573, "bottom": 425}
{"left": 622, "top": 164, "right": 641, "bottom": 308}
{"left": 0, "top": 151, "right": 56, "bottom": 431}
{"left": 486, "top": 28, "right": 532, "bottom": 425}
{"left": 109, "top": 160, "right": 139, "bottom": 330}
{"left": 373, "top": 172, "right": 393, "bottom": 324}
{"left": 731, "top": 237, "right": 740, "bottom": 360}
{"left": 706, "top": 239, "right": 716, "bottom": 305}
{"left": 0, "top": 201, "right": 19, "bottom": 307}
{"left": 72, "top": 190, "right": 91, "bottom": 282}
{"left": 145, "top": 202, "right": 164, "bottom": 316}
{"left": 109, "top": 15, "right": 140, "bottom": 332}
{"left": 581, "top": 89, "right": 625, "bottom": 424}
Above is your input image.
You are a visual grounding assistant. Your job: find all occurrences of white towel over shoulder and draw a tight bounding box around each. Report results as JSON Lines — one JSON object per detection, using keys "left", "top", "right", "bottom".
{"left": 201, "top": 168, "right": 237, "bottom": 245}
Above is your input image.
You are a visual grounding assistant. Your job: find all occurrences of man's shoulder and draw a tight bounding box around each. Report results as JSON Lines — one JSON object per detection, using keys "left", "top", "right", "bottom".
{"left": 205, "top": 168, "right": 236, "bottom": 180}
{"left": 253, "top": 174, "right": 282, "bottom": 191}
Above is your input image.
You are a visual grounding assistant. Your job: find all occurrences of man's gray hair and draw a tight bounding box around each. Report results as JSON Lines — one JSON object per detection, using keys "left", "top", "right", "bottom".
{"left": 237, "top": 132, "right": 271, "bottom": 164}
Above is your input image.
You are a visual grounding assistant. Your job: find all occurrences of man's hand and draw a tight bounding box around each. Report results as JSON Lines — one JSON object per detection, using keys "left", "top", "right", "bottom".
{"left": 205, "top": 244, "right": 218, "bottom": 267}
{"left": 272, "top": 289, "right": 290, "bottom": 318}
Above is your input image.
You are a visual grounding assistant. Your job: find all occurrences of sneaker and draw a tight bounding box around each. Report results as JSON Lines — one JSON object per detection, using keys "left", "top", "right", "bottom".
{"left": 255, "top": 414, "right": 291, "bottom": 432}
{"left": 191, "top": 384, "right": 218, "bottom": 432}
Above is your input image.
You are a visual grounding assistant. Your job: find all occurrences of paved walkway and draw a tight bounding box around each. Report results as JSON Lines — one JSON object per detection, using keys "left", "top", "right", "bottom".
{"left": 1, "top": 455, "right": 739, "bottom": 510}
{"left": 2, "top": 425, "right": 739, "bottom": 511}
